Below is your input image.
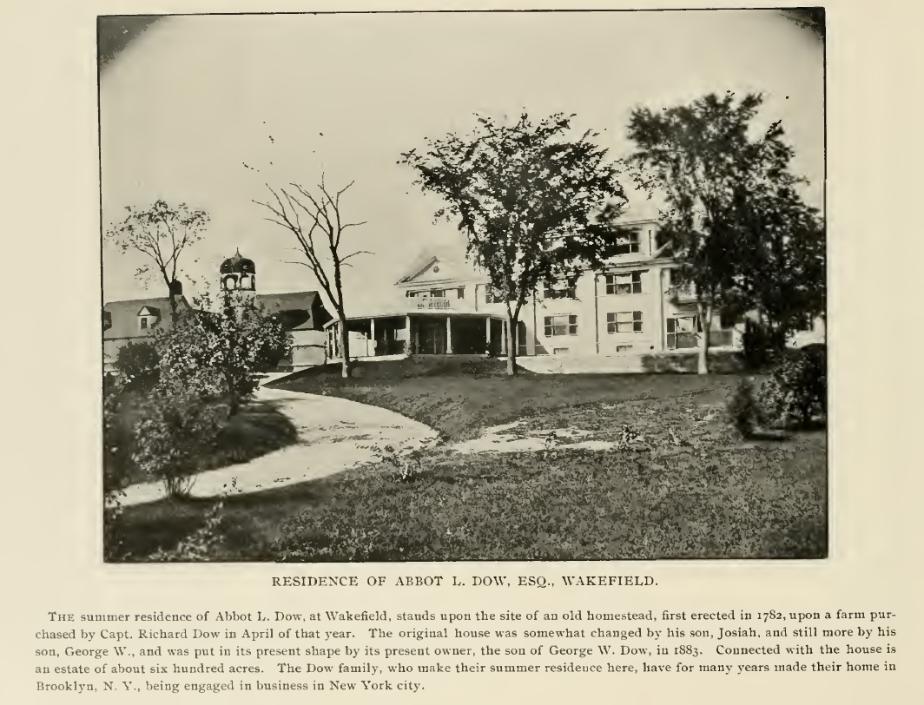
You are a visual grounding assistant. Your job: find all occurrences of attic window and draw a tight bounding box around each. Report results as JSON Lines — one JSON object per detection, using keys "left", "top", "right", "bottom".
{"left": 614, "top": 230, "right": 640, "bottom": 255}
{"left": 432, "top": 265, "right": 440, "bottom": 273}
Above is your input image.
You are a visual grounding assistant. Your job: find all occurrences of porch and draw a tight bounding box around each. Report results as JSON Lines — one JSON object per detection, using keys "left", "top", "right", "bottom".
{"left": 325, "top": 312, "right": 509, "bottom": 361}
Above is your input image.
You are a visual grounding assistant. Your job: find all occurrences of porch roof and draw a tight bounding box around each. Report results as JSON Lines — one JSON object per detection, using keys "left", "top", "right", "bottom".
{"left": 322, "top": 310, "right": 506, "bottom": 329}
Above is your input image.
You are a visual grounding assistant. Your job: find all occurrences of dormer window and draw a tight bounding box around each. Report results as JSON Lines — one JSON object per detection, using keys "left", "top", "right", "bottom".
{"left": 613, "top": 230, "right": 640, "bottom": 255}
{"left": 137, "top": 306, "right": 160, "bottom": 332}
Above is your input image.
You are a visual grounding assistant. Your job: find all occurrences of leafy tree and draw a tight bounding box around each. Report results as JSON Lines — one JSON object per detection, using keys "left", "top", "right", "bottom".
{"left": 254, "top": 176, "right": 370, "bottom": 379}
{"left": 114, "top": 340, "right": 159, "bottom": 388}
{"left": 736, "top": 183, "right": 825, "bottom": 349}
{"left": 627, "top": 91, "right": 817, "bottom": 373}
{"left": 400, "top": 112, "right": 628, "bottom": 375}
{"left": 106, "top": 200, "right": 210, "bottom": 315}
{"left": 154, "top": 289, "right": 291, "bottom": 416}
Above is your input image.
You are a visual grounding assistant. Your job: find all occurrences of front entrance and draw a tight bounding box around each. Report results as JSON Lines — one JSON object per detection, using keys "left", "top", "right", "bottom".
{"left": 516, "top": 321, "right": 528, "bottom": 357}
{"left": 417, "top": 318, "right": 447, "bottom": 354}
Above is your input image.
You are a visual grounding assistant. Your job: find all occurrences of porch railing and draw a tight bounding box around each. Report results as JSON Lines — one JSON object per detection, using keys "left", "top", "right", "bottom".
{"left": 416, "top": 299, "right": 451, "bottom": 310}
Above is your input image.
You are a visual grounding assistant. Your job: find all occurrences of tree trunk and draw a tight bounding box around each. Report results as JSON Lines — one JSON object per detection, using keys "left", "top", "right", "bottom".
{"left": 225, "top": 371, "right": 240, "bottom": 418}
{"left": 696, "top": 301, "right": 712, "bottom": 375}
{"left": 164, "top": 273, "right": 178, "bottom": 318}
{"left": 337, "top": 312, "right": 352, "bottom": 379}
{"left": 505, "top": 314, "right": 517, "bottom": 376}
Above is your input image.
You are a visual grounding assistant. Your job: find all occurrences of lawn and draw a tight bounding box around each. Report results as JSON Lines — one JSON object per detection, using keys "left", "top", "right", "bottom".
{"left": 270, "top": 356, "right": 732, "bottom": 440}
{"left": 109, "top": 358, "right": 827, "bottom": 561}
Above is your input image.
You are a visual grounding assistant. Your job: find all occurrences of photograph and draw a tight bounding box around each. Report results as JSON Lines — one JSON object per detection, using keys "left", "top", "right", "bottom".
{"left": 99, "top": 8, "right": 827, "bottom": 563}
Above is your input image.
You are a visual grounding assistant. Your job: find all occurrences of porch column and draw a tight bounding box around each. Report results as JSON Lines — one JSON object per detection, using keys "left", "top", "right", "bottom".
{"left": 501, "top": 320, "right": 508, "bottom": 355}
{"left": 405, "top": 315, "right": 411, "bottom": 355}
{"left": 485, "top": 317, "right": 491, "bottom": 353}
{"left": 654, "top": 267, "right": 665, "bottom": 351}
{"left": 446, "top": 316, "right": 453, "bottom": 354}
{"left": 370, "top": 318, "right": 376, "bottom": 357}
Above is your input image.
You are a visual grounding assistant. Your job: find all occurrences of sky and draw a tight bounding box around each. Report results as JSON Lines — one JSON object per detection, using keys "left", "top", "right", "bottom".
{"left": 100, "top": 10, "right": 824, "bottom": 314}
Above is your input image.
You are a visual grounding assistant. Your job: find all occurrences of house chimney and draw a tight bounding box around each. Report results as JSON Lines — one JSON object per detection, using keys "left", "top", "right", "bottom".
{"left": 169, "top": 279, "right": 183, "bottom": 296}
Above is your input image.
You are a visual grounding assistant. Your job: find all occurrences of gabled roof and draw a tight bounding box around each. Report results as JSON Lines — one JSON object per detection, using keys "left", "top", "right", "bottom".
{"left": 394, "top": 246, "right": 482, "bottom": 287}
{"left": 103, "top": 295, "right": 189, "bottom": 340}
{"left": 255, "top": 291, "right": 330, "bottom": 330}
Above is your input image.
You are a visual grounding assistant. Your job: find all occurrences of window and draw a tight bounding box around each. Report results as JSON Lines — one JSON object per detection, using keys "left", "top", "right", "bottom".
{"left": 430, "top": 289, "right": 445, "bottom": 298}
{"left": 615, "top": 344, "right": 634, "bottom": 353}
{"left": 457, "top": 287, "right": 465, "bottom": 299}
{"left": 668, "top": 268, "right": 694, "bottom": 289}
{"left": 604, "top": 271, "right": 643, "bottom": 295}
{"left": 606, "top": 311, "right": 643, "bottom": 333}
{"left": 666, "top": 316, "right": 700, "bottom": 349}
{"left": 139, "top": 317, "right": 148, "bottom": 330}
{"left": 613, "top": 230, "right": 640, "bottom": 255}
{"left": 543, "top": 279, "right": 576, "bottom": 299}
{"left": 544, "top": 314, "right": 578, "bottom": 337}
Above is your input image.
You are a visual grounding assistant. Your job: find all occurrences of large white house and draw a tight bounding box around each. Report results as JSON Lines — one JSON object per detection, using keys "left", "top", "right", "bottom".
{"left": 324, "top": 218, "right": 822, "bottom": 371}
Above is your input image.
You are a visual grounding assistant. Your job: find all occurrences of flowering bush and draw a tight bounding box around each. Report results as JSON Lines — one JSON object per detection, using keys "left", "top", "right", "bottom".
{"left": 131, "top": 372, "right": 227, "bottom": 496}
{"left": 154, "top": 290, "right": 291, "bottom": 416}
{"left": 758, "top": 345, "right": 826, "bottom": 429}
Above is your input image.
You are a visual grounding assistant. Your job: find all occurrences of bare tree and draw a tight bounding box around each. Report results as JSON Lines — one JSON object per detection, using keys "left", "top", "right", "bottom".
{"left": 106, "top": 199, "right": 209, "bottom": 315}
{"left": 254, "top": 176, "right": 369, "bottom": 378}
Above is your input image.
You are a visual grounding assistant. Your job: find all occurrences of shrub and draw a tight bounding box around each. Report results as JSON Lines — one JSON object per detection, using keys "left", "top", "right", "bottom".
{"left": 155, "top": 290, "right": 291, "bottom": 416}
{"left": 131, "top": 372, "right": 227, "bottom": 496}
{"left": 103, "top": 375, "right": 128, "bottom": 491}
{"left": 727, "top": 378, "right": 760, "bottom": 437}
{"left": 378, "top": 442, "right": 432, "bottom": 482}
{"left": 115, "top": 340, "right": 159, "bottom": 387}
{"left": 103, "top": 375, "right": 132, "bottom": 560}
{"left": 758, "top": 345, "right": 826, "bottom": 429}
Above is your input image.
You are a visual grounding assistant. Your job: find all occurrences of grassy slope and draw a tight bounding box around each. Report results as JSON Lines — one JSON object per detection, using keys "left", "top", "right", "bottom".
{"left": 271, "top": 357, "right": 730, "bottom": 440}
{"left": 112, "top": 360, "right": 826, "bottom": 561}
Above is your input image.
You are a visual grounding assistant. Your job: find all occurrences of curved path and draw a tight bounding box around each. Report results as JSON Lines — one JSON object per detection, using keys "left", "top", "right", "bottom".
{"left": 119, "top": 383, "right": 439, "bottom": 506}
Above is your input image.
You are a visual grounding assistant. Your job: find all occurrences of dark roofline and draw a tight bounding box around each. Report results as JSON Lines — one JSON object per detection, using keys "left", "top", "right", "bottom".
{"left": 103, "top": 294, "right": 190, "bottom": 308}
